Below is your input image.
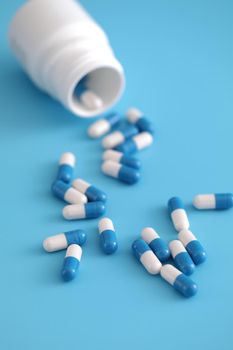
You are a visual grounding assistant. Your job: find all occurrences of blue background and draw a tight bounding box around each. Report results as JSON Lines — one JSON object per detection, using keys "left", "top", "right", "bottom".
{"left": 1, "top": 0, "right": 233, "bottom": 349}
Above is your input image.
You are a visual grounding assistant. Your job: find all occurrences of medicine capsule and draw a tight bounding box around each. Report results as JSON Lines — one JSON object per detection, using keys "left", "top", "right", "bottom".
{"left": 102, "top": 160, "right": 140, "bottom": 185}
{"left": 116, "top": 132, "right": 153, "bottom": 154}
{"left": 102, "top": 125, "right": 138, "bottom": 149}
{"left": 141, "top": 227, "right": 170, "bottom": 262}
{"left": 193, "top": 193, "right": 233, "bottom": 210}
{"left": 61, "top": 244, "right": 82, "bottom": 282}
{"left": 43, "top": 229, "right": 87, "bottom": 252}
{"left": 160, "top": 264, "right": 198, "bottom": 298}
{"left": 167, "top": 197, "right": 190, "bottom": 232}
{"left": 169, "top": 240, "right": 195, "bottom": 275}
{"left": 80, "top": 90, "right": 103, "bottom": 110}
{"left": 73, "top": 178, "right": 107, "bottom": 202}
{"left": 98, "top": 218, "right": 118, "bottom": 254}
{"left": 63, "top": 201, "right": 106, "bottom": 220}
{"left": 132, "top": 239, "right": 162, "bottom": 274}
{"left": 51, "top": 180, "right": 87, "bottom": 204}
{"left": 102, "top": 149, "right": 141, "bottom": 169}
{"left": 126, "top": 107, "right": 154, "bottom": 134}
{"left": 87, "top": 112, "right": 121, "bottom": 138}
{"left": 178, "top": 229, "right": 207, "bottom": 265}
{"left": 57, "top": 152, "right": 75, "bottom": 183}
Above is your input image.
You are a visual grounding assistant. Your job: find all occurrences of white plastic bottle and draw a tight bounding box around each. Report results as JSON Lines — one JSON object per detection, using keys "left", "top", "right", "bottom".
{"left": 9, "top": 0, "right": 125, "bottom": 118}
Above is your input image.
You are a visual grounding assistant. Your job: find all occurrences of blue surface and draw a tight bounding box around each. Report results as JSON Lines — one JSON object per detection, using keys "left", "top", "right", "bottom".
{"left": 0, "top": 0, "right": 233, "bottom": 349}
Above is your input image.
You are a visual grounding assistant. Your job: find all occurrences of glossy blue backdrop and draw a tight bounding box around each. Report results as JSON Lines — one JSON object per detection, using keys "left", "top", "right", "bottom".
{"left": 0, "top": 1, "right": 233, "bottom": 349}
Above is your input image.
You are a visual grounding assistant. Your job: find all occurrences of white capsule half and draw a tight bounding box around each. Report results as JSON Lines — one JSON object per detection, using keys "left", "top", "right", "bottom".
{"left": 171, "top": 209, "right": 190, "bottom": 232}
{"left": 126, "top": 107, "right": 142, "bottom": 123}
{"left": 160, "top": 264, "right": 181, "bottom": 285}
{"left": 141, "top": 227, "right": 160, "bottom": 243}
{"left": 140, "top": 251, "right": 162, "bottom": 275}
{"left": 80, "top": 90, "right": 103, "bottom": 110}
{"left": 102, "top": 131, "right": 125, "bottom": 149}
{"left": 101, "top": 160, "right": 121, "bottom": 178}
{"left": 88, "top": 119, "right": 110, "bottom": 138}
{"left": 102, "top": 149, "right": 122, "bottom": 162}
{"left": 66, "top": 244, "right": 82, "bottom": 260}
{"left": 133, "top": 132, "right": 153, "bottom": 150}
{"left": 64, "top": 187, "right": 87, "bottom": 204}
{"left": 98, "top": 217, "right": 115, "bottom": 233}
{"left": 59, "top": 152, "right": 76, "bottom": 166}
{"left": 63, "top": 204, "right": 86, "bottom": 220}
{"left": 193, "top": 194, "right": 216, "bottom": 209}
{"left": 72, "top": 178, "right": 90, "bottom": 193}
{"left": 43, "top": 233, "right": 67, "bottom": 252}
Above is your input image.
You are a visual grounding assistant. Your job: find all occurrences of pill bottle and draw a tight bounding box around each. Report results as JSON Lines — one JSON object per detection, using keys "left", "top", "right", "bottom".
{"left": 9, "top": 0, "right": 125, "bottom": 118}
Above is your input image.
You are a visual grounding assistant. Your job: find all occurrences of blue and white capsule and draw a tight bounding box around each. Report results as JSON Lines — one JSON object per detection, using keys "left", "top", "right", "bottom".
{"left": 57, "top": 152, "right": 75, "bottom": 183}
{"left": 126, "top": 108, "right": 154, "bottom": 134}
{"left": 141, "top": 227, "right": 170, "bottom": 262}
{"left": 160, "top": 264, "right": 198, "bottom": 298}
{"left": 102, "top": 125, "right": 138, "bottom": 149}
{"left": 61, "top": 244, "right": 82, "bottom": 282}
{"left": 132, "top": 239, "right": 162, "bottom": 274}
{"left": 178, "top": 229, "right": 207, "bottom": 265}
{"left": 98, "top": 218, "right": 118, "bottom": 254}
{"left": 63, "top": 201, "right": 106, "bottom": 220}
{"left": 193, "top": 193, "right": 233, "bottom": 210}
{"left": 87, "top": 112, "right": 121, "bottom": 138}
{"left": 102, "top": 160, "right": 140, "bottom": 185}
{"left": 103, "top": 149, "right": 141, "bottom": 169}
{"left": 169, "top": 240, "right": 195, "bottom": 275}
{"left": 43, "top": 229, "right": 87, "bottom": 252}
{"left": 51, "top": 180, "right": 87, "bottom": 204}
{"left": 116, "top": 132, "right": 153, "bottom": 154}
{"left": 73, "top": 178, "right": 107, "bottom": 203}
{"left": 167, "top": 197, "right": 190, "bottom": 232}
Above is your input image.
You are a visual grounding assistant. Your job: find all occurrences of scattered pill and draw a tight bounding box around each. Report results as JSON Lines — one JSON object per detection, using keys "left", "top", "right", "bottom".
{"left": 102, "top": 149, "right": 141, "bottom": 169}
{"left": 167, "top": 197, "right": 190, "bottom": 232}
{"left": 43, "top": 229, "right": 87, "bottom": 252}
{"left": 193, "top": 193, "right": 233, "bottom": 210}
{"left": 126, "top": 107, "right": 154, "bottom": 134}
{"left": 80, "top": 90, "right": 103, "bottom": 110}
{"left": 102, "top": 160, "right": 140, "bottom": 184}
{"left": 51, "top": 180, "right": 87, "bottom": 204}
{"left": 61, "top": 244, "right": 82, "bottom": 282}
{"left": 169, "top": 240, "right": 195, "bottom": 276}
{"left": 57, "top": 152, "right": 75, "bottom": 183}
{"left": 178, "top": 229, "right": 207, "bottom": 265}
{"left": 160, "top": 264, "right": 198, "bottom": 298}
{"left": 63, "top": 201, "right": 106, "bottom": 220}
{"left": 73, "top": 178, "right": 107, "bottom": 202}
{"left": 87, "top": 112, "right": 121, "bottom": 138}
{"left": 116, "top": 132, "right": 153, "bottom": 154}
{"left": 102, "top": 125, "right": 138, "bottom": 149}
{"left": 132, "top": 239, "right": 162, "bottom": 275}
{"left": 141, "top": 227, "right": 170, "bottom": 262}
{"left": 98, "top": 217, "right": 118, "bottom": 254}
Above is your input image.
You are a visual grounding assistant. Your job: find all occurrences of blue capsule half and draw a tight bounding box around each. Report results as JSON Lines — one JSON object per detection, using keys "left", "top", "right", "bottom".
{"left": 174, "top": 273, "right": 198, "bottom": 298}
{"left": 121, "top": 155, "right": 141, "bottom": 169}
{"left": 118, "top": 164, "right": 140, "bottom": 184}
{"left": 86, "top": 185, "right": 107, "bottom": 203}
{"left": 178, "top": 230, "right": 207, "bottom": 265}
{"left": 149, "top": 238, "right": 170, "bottom": 262}
{"left": 167, "top": 197, "right": 185, "bottom": 214}
{"left": 65, "top": 230, "right": 87, "bottom": 246}
{"left": 116, "top": 138, "right": 138, "bottom": 154}
{"left": 174, "top": 252, "right": 195, "bottom": 276}
{"left": 51, "top": 180, "right": 69, "bottom": 200}
{"left": 57, "top": 152, "right": 75, "bottom": 183}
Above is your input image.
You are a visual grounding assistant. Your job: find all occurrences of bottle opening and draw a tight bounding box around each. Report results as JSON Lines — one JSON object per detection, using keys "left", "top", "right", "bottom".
{"left": 70, "top": 66, "right": 125, "bottom": 118}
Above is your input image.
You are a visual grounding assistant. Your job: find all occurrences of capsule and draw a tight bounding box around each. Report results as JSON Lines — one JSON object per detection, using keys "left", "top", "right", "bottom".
{"left": 57, "top": 152, "right": 75, "bottom": 183}
{"left": 167, "top": 197, "right": 190, "bottom": 232}
{"left": 98, "top": 218, "right": 118, "bottom": 254}
{"left": 132, "top": 239, "right": 162, "bottom": 275}
{"left": 102, "top": 160, "right": 140, "bottom": 185}
{"left": 102, "top": 125, "right": 138, "bottom": 149}
{"left": 169, "top": 240, "right": 195, "bottom": 275}
{"left": 126, "top": 107, "right": 154, "bottom": 134}
{"left": 61, "top": 244, "right": 82, "bottom": 282}
{"left": 102, "top": 149, "right": 141, "bottom": 169}
{"left": 178, "top": 229, "right": 207, "bottom": 265}
{"left": 141, "top": 227, "right": 170, "bottom": 262}
{"left": 116, "top": 132, "right": 153, "bottom": 154}
{"left": 80, "top": 90, "right": 103, "bottom": 110}
{"left": 43, "top": 229, "right": 87, "bottom": 252}
{"left": 51, "top": 180, "right": 87, "bottom": 204}
{"left": 193, "top": 193, "right": 233, "bottom": 210}
{"left": 73, "top": 178, "right": 107, "bottom": 202}
{"left": 160, "top": 264, "right": 198, "bottom": 298}
{"left": 63, "top": 201, "right": 106, "bottom": 220}
{"left": 87, "top": 112, "right": 121, "bottom": 138}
